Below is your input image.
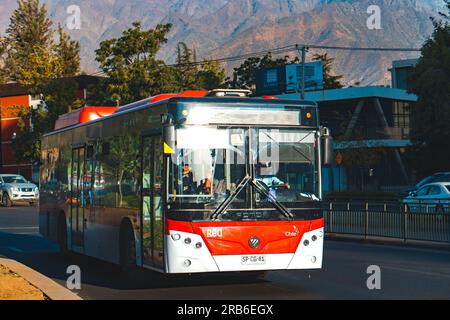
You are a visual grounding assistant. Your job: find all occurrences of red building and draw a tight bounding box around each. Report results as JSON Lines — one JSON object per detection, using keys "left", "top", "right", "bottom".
{"left": 0, "top": 75, "right": 104, "bottom": 182}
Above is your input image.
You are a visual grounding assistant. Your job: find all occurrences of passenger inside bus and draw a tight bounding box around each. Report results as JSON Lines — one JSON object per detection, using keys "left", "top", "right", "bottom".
{"left": 182, "top": 163, "right": 194, "bottom": 194}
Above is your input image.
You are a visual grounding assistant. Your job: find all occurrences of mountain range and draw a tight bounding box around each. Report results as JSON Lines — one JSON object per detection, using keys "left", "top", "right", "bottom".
{"left": 0, "top": 0, "right": 447, "bottom": 85}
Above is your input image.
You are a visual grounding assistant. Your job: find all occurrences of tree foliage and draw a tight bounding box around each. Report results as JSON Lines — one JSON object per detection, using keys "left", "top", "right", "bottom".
{"left": 1, "top": 0, "right": 81, "bottom": 163}
{"left": 312, "top": 53, "right": 344, "bottom": 89}
{"left": 0, "top": 35, "right": 7, "bottom": 83}
{"left": 95, "top": 22, "right": 179, "bottom": 105}
{"left": 95, "top": 26, "right": 226, "bottom": 106}
{"left": 408, "top": 21, "right": 450, "bottom": 176}
{"left": 56, "top": 24, "right": 80, "bottom": 77}
{"left": 175, "top": 42, "right": 226, "bottom": 91}
{"left": 5, "top": 0, "right": 55, "bottom": 89}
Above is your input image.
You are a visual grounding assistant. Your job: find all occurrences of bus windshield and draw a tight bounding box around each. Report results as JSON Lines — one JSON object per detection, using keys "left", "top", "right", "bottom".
{"left": 168, "top": 127, "right": 318, "bottom": 210}
{"left": 254, "top": 129, "right": 318, "bottom": 205}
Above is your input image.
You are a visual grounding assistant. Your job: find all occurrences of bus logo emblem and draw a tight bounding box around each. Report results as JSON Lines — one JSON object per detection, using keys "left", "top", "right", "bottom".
{"left": 249, "top": 236, "right": 260, "bottom": 249}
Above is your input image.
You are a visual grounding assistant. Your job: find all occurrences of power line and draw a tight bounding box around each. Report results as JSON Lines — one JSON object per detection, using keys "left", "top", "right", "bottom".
{"left": 171, "top": 43, "right": 421, "bottom": 67}
{"left": 86, "top": 43, "right": 422, "bottom": 73}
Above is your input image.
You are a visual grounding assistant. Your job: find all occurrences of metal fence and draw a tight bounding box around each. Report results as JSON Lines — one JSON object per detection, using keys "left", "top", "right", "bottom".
{"left": 324, "top": 200, "right": 450, "bottom": 244}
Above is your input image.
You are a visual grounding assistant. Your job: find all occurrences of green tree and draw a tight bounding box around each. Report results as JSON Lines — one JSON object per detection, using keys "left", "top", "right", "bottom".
{"left": 195, "top": 60, "right": 226, "bottom": 90}
{"left": 176, "top": 42, "right": 198, "bottom": 90}
{"left": 175, "top": 42, "right": 226, "bottom": 90}
{"left": 227, "top": 53, "right": 299, "bottom": 92}
{"left": 4, "top": 0, "right": 81, "bottom": 163}
{"left": 55, "top": 24, "right": 80, "bottom": 77}
{"left": 5, "top": 0, "right": 56, "bottom": 89}
{"left": 312, "top": 53, "right": 344, "bottom": 89}
{"left": 408, "top": 21, "right": 450, "bottom": 176}
{"left": 0, "top": 35, "right": 7, "bottom": 83}
{"left": 96, "top": 22, "right": 178, "bottom": 105}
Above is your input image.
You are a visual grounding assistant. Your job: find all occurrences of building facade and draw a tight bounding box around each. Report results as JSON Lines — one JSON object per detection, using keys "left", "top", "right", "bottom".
{"left": 274, "top": 59, "right": 419, "bottom": 193}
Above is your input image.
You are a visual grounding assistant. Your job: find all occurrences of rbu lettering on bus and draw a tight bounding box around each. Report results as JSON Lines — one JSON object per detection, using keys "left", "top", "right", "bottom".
{"left": 206, "top": 227, "right": 223, "bottom": 238}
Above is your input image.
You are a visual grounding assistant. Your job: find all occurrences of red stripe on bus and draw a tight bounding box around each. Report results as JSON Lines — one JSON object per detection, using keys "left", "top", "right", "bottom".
{"left": 166, "top": 218, "right": 324, "bottom": 255}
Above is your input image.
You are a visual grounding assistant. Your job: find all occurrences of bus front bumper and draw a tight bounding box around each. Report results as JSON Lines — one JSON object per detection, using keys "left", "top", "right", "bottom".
{"left": 165, "top": 227, "right": 324, "bottom": 274}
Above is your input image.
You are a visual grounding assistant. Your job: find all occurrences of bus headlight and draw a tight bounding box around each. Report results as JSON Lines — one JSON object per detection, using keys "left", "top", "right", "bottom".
{"left": 171, "top": 233, "right": 181, "bottom": 241}
{"left": 183, "top": 259, "right": 191, "bottom": 267}
{"left": 184, "top": 237, "right": 192, "bottom": 245}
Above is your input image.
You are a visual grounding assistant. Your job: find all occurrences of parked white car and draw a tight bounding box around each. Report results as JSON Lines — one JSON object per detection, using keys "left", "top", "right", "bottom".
{"left": 402, "top": 182, "right": 450, "bottom": 213}
{"left": 0, "top": 174, "right": 39, "bottom": 207}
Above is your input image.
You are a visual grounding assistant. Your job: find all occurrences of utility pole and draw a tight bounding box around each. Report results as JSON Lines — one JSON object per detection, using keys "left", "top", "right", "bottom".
{"left": 296, "top": 45, "right": 309, "bottom": 100}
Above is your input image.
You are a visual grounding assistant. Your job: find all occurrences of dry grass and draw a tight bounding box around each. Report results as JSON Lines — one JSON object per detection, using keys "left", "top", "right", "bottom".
{"left": 0, "top": 265, "right": 47, "bottom": 300}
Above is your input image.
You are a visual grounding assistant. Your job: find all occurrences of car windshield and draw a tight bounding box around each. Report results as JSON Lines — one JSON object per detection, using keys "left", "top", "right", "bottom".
{"left": 446, "top": 185, "right": 450, "bottom": 193}
{"left": 2, "top": 176, "right": 27, "bottom": 184}
{"left": 416, "top": 176, "right": 437, "bottom": 188}
{"left": 168, "top": 127, "right": 318, "bottom": 209}
{"left": 416, "top": 173, "right": 450, "bottom": 188}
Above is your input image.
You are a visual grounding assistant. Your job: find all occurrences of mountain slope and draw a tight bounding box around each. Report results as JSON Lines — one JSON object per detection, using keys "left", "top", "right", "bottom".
{"left": 0, "top": 0, "right": 446, "bottom": 85}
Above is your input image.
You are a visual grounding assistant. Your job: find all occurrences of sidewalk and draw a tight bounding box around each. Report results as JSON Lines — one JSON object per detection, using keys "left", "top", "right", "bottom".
{"left": 0, "top": 256, "right": 82, "bottom": 300}
{"left": 326, "top": 233, "right": 450, "bottom": 251}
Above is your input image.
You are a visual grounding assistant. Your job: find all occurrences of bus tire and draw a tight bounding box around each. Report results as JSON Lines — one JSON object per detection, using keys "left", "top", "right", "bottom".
{"left": 57, "top": 214, "right": 69, "bottom": 255}
{"left": 119, "top": 221, "right": 139, "bottom": 281}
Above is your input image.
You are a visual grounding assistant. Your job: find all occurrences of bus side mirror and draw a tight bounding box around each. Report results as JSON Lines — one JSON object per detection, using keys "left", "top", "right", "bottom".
{"left": 162, "top": 114, "right": 176, "bottom": 155}
{"left": 321, "top": 127, "right": 334, "bottom": 167}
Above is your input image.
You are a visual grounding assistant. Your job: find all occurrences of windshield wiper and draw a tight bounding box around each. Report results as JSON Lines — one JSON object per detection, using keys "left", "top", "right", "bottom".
{"left": 296, "top": 192, "right": 319, "bottom": 201}
{"left": 210, "top": 175, "right": 251, "bottom": 220}
{"left": 252, "top": 179, "right": 294, "bottom": 220}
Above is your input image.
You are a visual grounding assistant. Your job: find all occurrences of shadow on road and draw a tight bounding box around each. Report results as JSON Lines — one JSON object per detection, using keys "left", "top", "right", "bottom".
{"left": 0, "top": 231, "right": 267, "bottom": 291}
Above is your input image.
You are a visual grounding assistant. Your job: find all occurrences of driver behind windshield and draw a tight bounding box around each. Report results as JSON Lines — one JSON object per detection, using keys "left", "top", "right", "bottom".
{"left": 181, "top": 163, "right": 194, "bottom": 194}
{"left": 257, "top": 163, "right": 290, "bottom": 191}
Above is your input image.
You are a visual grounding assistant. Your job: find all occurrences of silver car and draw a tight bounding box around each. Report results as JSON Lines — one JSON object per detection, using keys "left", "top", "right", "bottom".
{"left": 0, "top": 174, "right": 39, "bottom": 207}
{"left": 402, "top": 182, "right": 450, "bottom": 213}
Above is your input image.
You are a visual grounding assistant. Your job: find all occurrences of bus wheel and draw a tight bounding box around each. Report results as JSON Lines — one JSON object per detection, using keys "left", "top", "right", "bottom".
{"left": 119, "top": 222, "right": 138, "bottom": 281}
{"left": 57, "top": 215, "right": 68, "bottom": 255}
{"left": 2, "top": 193, "right": 12, "bottom": 207}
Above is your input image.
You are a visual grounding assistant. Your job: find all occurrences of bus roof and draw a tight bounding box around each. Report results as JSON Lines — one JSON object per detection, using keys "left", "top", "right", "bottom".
{"left": 45, "top": 96, "right": 317, "bottom": 137}
{"left": 54, "top": 106, "right": 118, "bottom": 130}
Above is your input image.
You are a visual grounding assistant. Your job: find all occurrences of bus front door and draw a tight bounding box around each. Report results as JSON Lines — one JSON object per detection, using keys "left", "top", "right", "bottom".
{"left": 141, "top": 135, "right": 164, "bottom": 269}
{"left": 70, "top": 147, "right": 85, "bottom": 249}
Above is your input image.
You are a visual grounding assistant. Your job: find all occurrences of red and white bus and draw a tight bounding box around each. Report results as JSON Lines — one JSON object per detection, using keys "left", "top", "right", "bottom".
{"left": 39, "top": 89, "right": 333, "bottom": 275}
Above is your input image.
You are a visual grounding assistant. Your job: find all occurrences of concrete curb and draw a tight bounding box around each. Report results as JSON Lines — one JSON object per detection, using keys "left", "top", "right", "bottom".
{"left": 0, "top": 257, "right": 82, "bottom": 300}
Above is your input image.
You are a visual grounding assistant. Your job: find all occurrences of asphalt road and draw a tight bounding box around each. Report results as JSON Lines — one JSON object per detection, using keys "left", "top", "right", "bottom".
{"left": 0, "top": 205, "right": 449, "bottom": 300}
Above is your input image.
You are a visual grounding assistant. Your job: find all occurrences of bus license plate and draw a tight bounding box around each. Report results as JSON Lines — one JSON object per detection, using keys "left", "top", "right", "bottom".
{"left": 241, "top": 255, "right": 266, "bottom": 265}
